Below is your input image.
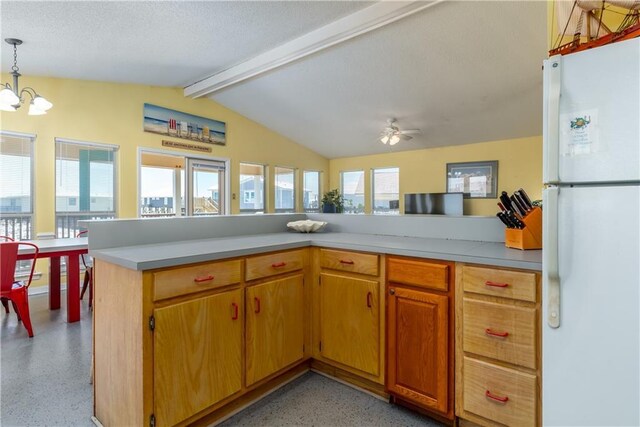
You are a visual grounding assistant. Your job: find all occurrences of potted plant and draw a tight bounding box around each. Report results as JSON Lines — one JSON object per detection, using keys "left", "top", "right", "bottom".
{"left": 321, "top": 189, "right": 344, "bottom": 213}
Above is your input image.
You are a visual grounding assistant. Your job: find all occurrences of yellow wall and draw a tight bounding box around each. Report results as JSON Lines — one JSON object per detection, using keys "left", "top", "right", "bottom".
{"left": 1, "top": 75, "right": 329, "bottom": 288}
{"left": 0, "top": 74, "right": 329, "bottom": 233}
{"left": 329, "top": 136, "right": 543, "bottom": 217}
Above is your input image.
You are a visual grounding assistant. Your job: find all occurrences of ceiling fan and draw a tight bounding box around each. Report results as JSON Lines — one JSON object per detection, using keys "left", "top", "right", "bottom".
{"left": 379, "top": 118, "right": 421, "bottom": 145}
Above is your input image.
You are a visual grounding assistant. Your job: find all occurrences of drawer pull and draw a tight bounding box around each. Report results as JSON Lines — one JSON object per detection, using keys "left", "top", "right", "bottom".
{"left": 339, "top": 259, "right": 354, "bottom": 265}
{"left": 485, "top": 328, "right": 509, "bottom": 338}
{"left": 254, "top": 297, "right": 261, "bottom": 314}
{"left": 194, "top": 275, "right": 215, "bottom": 283}
{"left": 485, "top": 390, "right": 509, "bottom": 403}
{"left": 271, "top": 262, "right": 287, "bottom": 268}
{"left": 231, "top": 302, "right": 239, "bottom": 320}
{"left": 485, "top": 280, "right": 509, "bottom": 288}
{"left": 366, "top": 292, "right": 373, "bottom": 308}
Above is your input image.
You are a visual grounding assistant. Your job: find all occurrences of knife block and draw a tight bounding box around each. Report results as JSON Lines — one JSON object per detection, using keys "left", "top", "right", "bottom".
{"left": 505, "top": 206, "right": 542, "bottom": 250}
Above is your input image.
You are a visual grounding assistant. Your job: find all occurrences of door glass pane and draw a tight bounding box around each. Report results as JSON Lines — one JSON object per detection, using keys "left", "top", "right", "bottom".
{"left": 139, "top": 152, "right": 184, "bottom": 218}
{"left": 275, "top": 167, "right": 295, "bottom": 212}
{"left": 341, "top": 171, "right": 365, "bottom": 214}
{"left": 239, "top": 163, "right": 265, "bottom": 212}
{"left": 372, "top": 167, "right": 399, "bottom": 215}
{"left": 189, "top": 160, "right": 225, "bottom": 216}
{"left": 303, "top": 171, "right": 320, "bottom": 211}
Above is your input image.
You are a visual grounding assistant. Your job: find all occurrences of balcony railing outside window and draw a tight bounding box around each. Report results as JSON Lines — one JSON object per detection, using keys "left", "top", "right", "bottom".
{"left": 55, "top": 212, "right": 115, "bottom": 238}
{"left": 0, "top": 214, "right": 32, "bottom": 240}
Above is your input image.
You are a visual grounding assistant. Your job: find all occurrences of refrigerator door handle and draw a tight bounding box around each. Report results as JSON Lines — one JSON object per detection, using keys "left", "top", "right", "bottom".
{"left": 543, "top": 56, "right": 562, "bottom": 184}
{"left": 544, "top": 187, "right": 561, "bottom": 328}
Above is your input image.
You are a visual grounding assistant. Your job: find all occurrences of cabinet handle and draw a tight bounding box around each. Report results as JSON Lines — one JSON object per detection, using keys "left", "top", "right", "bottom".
{"left": 485, "top": 390, "right": 509, "bottom": 403}
{"left": 485, "top": 328, "right": 509, "bottom": 338}
{"left": 366, "top": 292, "right": 373, "bottom": 308}
{"left": 339, "top": 259, "right": 354, "bottom": 265}
{"left": 194, "top": 275, "right": 214, "bottom": 283}
{"left": 231, "top": 302, "right": 239, "bottom": 320}
{"left": 271, "top": 262, "right": 286, "bottom": 268}
{"left": 389, "top": 288, "right": 395, "bottom": 295}
{"left": 254, "top": 297, "right": 261, "bottom": 314}
{"left": 485, "top": 281, "right": 509, "bottom": 288}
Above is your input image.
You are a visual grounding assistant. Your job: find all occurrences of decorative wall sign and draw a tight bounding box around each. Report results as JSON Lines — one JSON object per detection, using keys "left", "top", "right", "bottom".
{"left": 144, "top": 103, "right": 226, "bottom": 145}
{"left": 446, "top": 160, "right": 498, "bottom": 199}
{"left": 162, "top": 140, "right": 212, "bottom": 153}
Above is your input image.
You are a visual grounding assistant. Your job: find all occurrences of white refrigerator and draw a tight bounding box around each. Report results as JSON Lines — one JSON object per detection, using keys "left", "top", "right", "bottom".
{"left": 542, "top": 38, "right": 640, "bottom": 426}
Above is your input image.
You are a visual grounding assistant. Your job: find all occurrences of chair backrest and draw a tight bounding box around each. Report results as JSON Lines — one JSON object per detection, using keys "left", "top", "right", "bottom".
{"left": 0, "top": 236, "right": 15, "bottom": 242}
{"left": 0, "top": 241, "right": 39, "bottom": 294}
{"left": 76, "top": 230, "right": 89, "bottom": 267}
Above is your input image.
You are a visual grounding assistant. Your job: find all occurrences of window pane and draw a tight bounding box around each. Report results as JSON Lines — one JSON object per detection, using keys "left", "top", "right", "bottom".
{"left": 55, "top": 140, "right": 117, "bottom": 237}
{"left": 141, "top": 166, "right": 176, "bottom": 217}
{"left": 275, "top": 166, "right": 295, "bottom": 212}
{"left": 341, "top": 171, "right": 365, "bottom": 214}
{"left": 239, "top": 163, "right": 265, "bottom": 211}
{"left": 0, "top": 133, "right": 33, "bottom": 239}
{"left": 303, "top": 171, "right": 320, "bottom": 211}
{"left": 372, "top": 167, "right": 400, "bottom": 215}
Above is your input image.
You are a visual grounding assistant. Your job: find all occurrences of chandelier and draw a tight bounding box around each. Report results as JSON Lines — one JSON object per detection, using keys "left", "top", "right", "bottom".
{"left": 0, "top": 38, "right": 53, "bottom": 115}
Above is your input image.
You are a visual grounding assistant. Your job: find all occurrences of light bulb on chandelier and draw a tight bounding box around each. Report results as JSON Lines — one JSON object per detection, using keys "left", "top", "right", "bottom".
{"left": 0, "top": 38, "right": 53, "bottom": 115}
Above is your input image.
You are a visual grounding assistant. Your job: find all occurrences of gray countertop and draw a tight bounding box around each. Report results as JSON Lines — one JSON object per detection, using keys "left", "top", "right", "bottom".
{"left": 90, "top": 231, "right": 542, "bottom": 271}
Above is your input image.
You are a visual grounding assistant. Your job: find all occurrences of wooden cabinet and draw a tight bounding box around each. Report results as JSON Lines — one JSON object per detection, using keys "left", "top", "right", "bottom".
{"left": 319, "top": 273, "right": 380, "bottom": 376}
{"left": 456, "top": 264, "right": 541, "bottom": 427}
{"left": 246, "top": 275, "right": 305, "bottom": 386}
{"left": 154, "top": 289, "right": 243, "bottom": 426}
{"left": 386, "top": 256, "right": 454, "bottom": 420}
{"left": 245, "top": 249, "right": 305, "bottom": 281}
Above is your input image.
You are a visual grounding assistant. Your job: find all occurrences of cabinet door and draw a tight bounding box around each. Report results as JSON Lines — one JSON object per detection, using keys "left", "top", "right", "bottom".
{"left": 387, "top": 286, "right": 449, "bottom": 414}
{"left": 320, "top": 273, "right": 379, "bottom": 376}
{"left": 246, "top": 275, "right": 305, "bottom": 386}
{"left": 154, "top": 289, "right": 242, "bottom": 427}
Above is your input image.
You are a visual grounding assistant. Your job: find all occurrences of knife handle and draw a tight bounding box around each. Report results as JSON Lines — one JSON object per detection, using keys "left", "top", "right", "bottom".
{"left": 496, "top": 212, "right": 512, "bottom": 228}
{"left": 519, "top": 188, "right": 533, "bottom": 208}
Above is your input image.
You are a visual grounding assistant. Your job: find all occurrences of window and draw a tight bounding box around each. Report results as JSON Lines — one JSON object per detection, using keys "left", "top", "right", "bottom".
{"left": 340, "top": 170, "right": 365, "bottom": 214}
{"left": 0, "top": 132, "right": 34, "bottom": 240}
{"left": 55, "top": 139, "right": 117, "bottom": 237}
{"left": 239, "top": 163, "right": 265, "bottom": 212}
{"left": 303, "top": 171, "right": 321, "bottom": 212}
{"left": 372, "top": 167, "right": 400, "bottom": 215}
{"left": 274, "top": 166, "right": 295, "bottom": 212}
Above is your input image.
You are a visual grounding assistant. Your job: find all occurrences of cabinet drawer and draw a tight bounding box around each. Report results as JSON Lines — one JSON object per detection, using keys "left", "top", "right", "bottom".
{"left": 319, "top": 249, "right": 379, "bottom": 276}
{"left": 388, "top": 257, "right": 449, "bottom": 291}
{"left": 245, "top": 250, "right": 304, "bottom": 281}
{"left": 463, "top": 357, "right": 537, "bottom": 427}
{"left": 153, "top": 259, "right": 242, "bottom": 301}
{"left": 463, "top": 299, "right": 537, "bottom": 369}
{"left": 462, "top": 265, "right": 537, "bottom": 302}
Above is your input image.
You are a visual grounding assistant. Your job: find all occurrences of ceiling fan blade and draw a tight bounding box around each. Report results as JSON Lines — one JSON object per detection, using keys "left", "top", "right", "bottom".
{"left": 400, "top": 134, "right": 413, "bottom": 141}
{"left": 400, "top": 129, "right": 421, "bottom": 135}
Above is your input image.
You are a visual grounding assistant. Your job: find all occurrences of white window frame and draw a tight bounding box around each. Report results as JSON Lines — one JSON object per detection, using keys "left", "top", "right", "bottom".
{"left": 239, "top": 162, "right": 267, "bottom": 213}
{"left": 371, "top": 167, "right": 400, "bottom": 215}
{"left": 274, "top": 165, "right": 296, "bottom": 213}
{"left": 302, "top": 170, "right": 321, "bottom": 213}
{"left": 340, "top": 169, "right": 365, "bottom": 215}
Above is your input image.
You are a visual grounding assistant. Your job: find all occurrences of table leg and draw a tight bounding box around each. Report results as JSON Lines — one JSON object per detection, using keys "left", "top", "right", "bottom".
{"left": 66, "top": 255, "right": 80, "bottom": 323}
{"left": 49, "top": 256, "right": 61, "bottom": 310}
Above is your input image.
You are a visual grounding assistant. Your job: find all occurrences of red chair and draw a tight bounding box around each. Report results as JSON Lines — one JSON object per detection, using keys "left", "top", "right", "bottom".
{"left": 77, "top": 231, "right": 93, "bottom": 308}
{"left": 0, "top": 240, "right": 39, "bottom": 337}
{"left": 0, "top": 235, "right": 15, "bottom": 314}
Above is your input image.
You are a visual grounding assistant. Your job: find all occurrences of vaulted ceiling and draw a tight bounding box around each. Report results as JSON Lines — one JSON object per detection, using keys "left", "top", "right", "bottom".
{"left": 1, "top": 1, "right": 547, "bottom": 159}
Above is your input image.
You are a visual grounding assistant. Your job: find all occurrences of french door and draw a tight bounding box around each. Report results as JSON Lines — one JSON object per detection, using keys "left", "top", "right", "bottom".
{"left": 139, "top": 151, "right": 228, "bottom": 217}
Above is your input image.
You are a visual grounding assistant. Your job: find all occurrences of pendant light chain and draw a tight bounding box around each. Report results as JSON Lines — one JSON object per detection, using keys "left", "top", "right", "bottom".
{"left": 12, "top": 42, "right": 19, "bottom": 73}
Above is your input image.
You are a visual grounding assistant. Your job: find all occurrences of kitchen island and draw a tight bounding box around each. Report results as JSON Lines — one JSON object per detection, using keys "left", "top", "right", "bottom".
{"left": 86, "top": 214, "right": 542, "bottom": 427}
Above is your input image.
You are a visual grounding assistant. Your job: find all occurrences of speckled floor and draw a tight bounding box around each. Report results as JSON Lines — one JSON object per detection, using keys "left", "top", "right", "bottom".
{"left": 1, "top": 294, "right": 442, "bottom": 427}
{"left": 1, "top": 293, "right": 94, "bottom": 427}
{"left": 219, "top": 373, "right": 444, "bottom": 427}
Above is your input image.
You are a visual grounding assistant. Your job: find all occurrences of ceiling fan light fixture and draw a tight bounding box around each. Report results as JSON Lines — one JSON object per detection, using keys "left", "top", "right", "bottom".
{"left": 389, "top": 134, "right": 400, "bottom": 145}
{"left": 380, "top": 135, "right": 390, "bottom": 144}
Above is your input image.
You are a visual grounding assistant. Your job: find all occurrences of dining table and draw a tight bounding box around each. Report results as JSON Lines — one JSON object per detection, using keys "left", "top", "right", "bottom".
{"left": 17, "top": 237, "right": 88, "bottom": 323}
